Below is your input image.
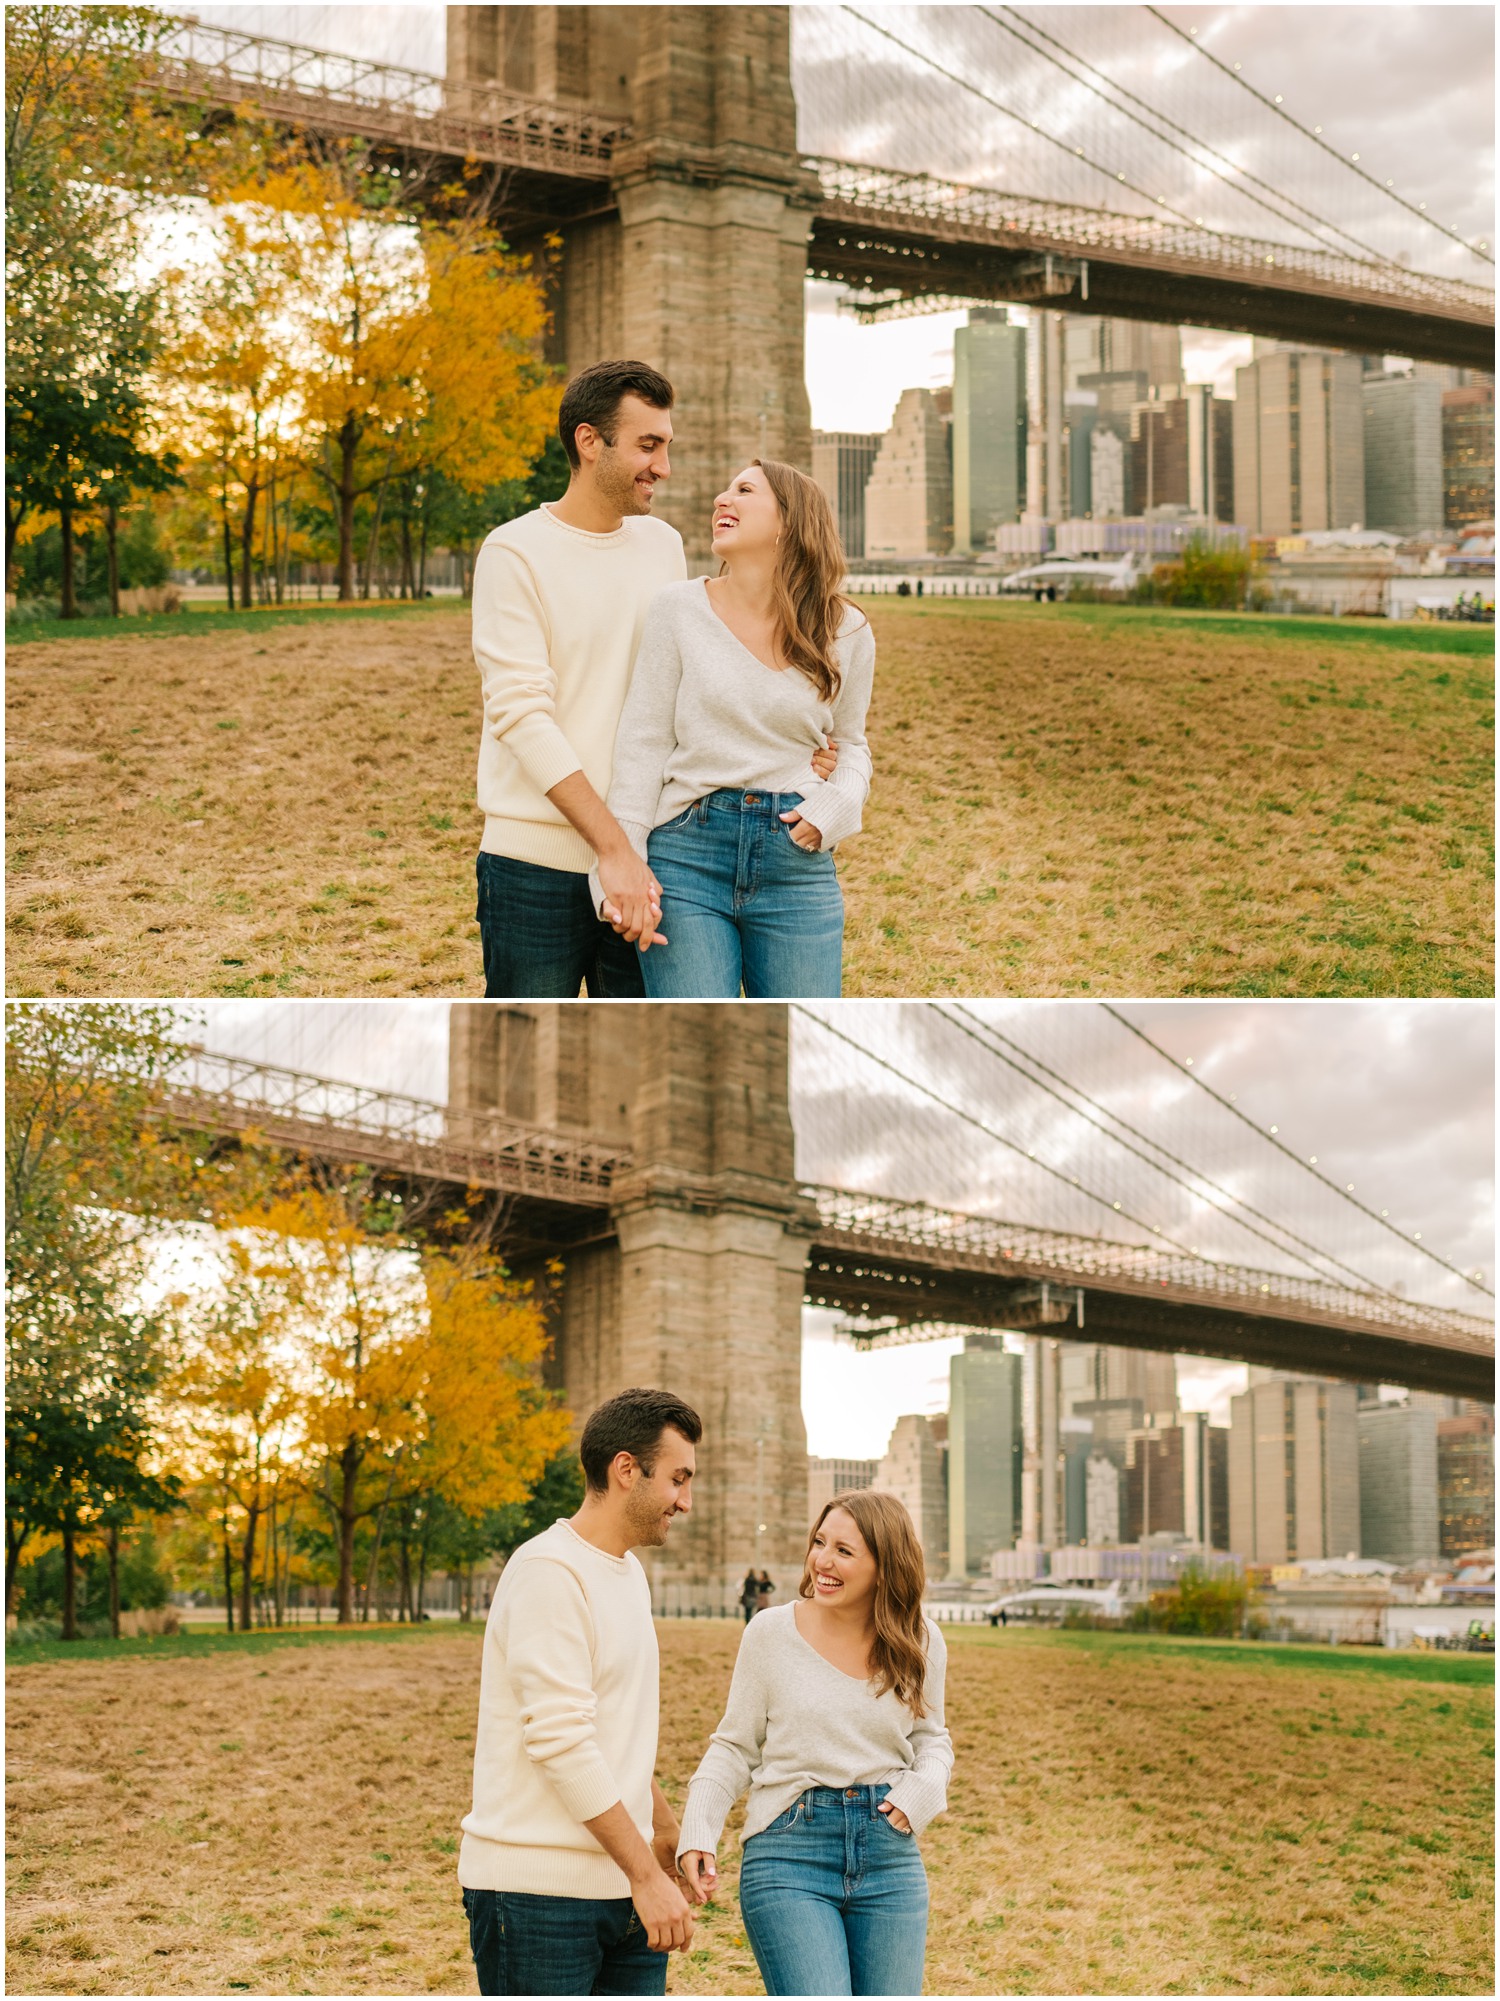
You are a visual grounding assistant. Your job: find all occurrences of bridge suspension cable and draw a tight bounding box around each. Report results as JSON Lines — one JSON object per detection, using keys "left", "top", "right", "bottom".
{"left": 841, "top": 5, "right": 1209, "bottom": 236}
{"left": 1145, "top": 6, "right": 1493, "bottom": 266}
{"left": 1101, "top": 1004, "right": 1494, "bottom": 1298}
{"left": 939, "top": 1002, "right": 1412, "bottom": 1303}
{"left": 796, "top": 1003, "right": 1231, "bottom": 1268}
{"left": 981, "top": 6, "right": 1406, "bottom": 271}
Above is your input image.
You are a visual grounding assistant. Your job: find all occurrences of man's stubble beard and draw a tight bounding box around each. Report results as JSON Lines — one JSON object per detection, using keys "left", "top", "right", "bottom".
{"left": 626, "top": 1488, "right": 673, "bottom": 1548}
{"left": 598, "top": 447, "right": 654, "bottom": 517}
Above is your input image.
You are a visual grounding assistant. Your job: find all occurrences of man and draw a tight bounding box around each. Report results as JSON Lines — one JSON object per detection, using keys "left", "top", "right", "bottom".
{"left": 472, "top": 359, "right": 683, "bottom": 998}
{"left": 459, "top": 1386, "right": 709, "bottom": 1996}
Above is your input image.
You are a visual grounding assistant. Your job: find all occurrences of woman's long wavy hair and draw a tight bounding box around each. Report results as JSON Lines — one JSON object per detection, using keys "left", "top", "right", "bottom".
{"left": 743, "top": 457, "right": 861, "bottom": 705}
{"left": 798, "top": 1489, "right": 931, "bottom": 1718}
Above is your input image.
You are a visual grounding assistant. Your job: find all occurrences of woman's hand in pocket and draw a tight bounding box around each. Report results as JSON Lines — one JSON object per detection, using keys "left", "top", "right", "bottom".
{"left": 678, "top": 1850, "right": 719, "bottom": 1903}
{"left": 877, "top": 1801, "right": 913, "bottom": 1835}
{"left": 780, "top": 809, "right": 823, "bottom": 850}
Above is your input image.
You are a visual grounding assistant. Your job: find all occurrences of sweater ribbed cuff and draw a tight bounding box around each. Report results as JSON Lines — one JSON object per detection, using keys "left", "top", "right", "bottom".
{"left": 499, "top": 715, "right": 585, "bottom": 798}
{"left": 880, "top": 1767, "right": 949, "bottom": 1838}
{"left": 548, "top": 1757, "right": 625, "bottom": 1826}
{"left": 793, "top": 778, "right": 862, "bottom": 851}
{"left": 676, "top": 1777, "right": 737, "bottom": 1862}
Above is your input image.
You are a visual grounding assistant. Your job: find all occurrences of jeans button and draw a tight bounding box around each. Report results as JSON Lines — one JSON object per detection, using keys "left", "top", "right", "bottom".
{"left": 744, "top": 793, "right": 759, "bottom": 806}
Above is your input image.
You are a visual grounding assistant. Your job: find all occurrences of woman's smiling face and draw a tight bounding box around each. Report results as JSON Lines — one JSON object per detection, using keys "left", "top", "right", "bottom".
{"left": 808, "top": 1505, "right": 877, "bottom": 1617}
{"left": 711, "top": 465, "right": 782, "bottom": 562}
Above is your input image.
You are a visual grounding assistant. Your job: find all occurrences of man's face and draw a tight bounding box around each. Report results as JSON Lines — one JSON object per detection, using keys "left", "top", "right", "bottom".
{"left": 623, "top": 1425, "right": 696, "bottom": 1547}
{"left": 589, "top": 393, "right": 674, "bottom": 516}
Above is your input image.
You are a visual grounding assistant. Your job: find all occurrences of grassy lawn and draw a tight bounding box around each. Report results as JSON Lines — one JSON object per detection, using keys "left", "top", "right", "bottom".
{"left": 6, "top": 1621, "right": 1492, "bottom": 1996}
{"left": 6, "top": 597, "right": 1492, "bottom": 997}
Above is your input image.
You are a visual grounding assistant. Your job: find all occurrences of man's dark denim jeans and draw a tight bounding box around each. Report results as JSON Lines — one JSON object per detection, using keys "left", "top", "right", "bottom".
{"left": 475, "top": 851, "right": 645, "bottom": 999}
{"left": 462, "top": 1887, "right": 667, "bottom": 1997}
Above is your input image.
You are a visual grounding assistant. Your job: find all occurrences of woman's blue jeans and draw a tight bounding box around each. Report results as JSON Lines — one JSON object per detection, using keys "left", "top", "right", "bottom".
{"left": 737, "top": 1785, "right": 929, "bottom": 1997}
{"left": 640, "top": 790, "right": 844, "bottom": 998}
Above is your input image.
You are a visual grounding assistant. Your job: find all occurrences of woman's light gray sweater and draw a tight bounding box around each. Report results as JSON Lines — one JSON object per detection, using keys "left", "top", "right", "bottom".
{"left": 676, "top": 1604, "right": 953, "bottom": 1859}
{"left": 597, "top": 580, "right": 875, "bottom": 891}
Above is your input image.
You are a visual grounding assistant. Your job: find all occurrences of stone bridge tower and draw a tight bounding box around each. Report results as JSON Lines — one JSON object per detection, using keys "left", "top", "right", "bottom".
{"left": 446, "top": 6, "right": 817, "bottom": 566}
{"left": 449, "top": 1003, "right": 815, "bottom": 1609}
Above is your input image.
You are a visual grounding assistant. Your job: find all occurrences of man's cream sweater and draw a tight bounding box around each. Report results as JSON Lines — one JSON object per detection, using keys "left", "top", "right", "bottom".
{"left": 458, "top": 1518, "right": 660, "bottom": 1898}
{"left": 472, "top": 504, "right": 687, "bottom": 874}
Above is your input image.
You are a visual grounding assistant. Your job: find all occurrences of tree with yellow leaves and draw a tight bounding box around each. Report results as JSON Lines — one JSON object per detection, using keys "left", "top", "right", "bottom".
{"left": 210, "top": 142, "right": 558, "bottom": 600}
{"left": 226, "top": 1168, "right": 566, "bottom": 1624}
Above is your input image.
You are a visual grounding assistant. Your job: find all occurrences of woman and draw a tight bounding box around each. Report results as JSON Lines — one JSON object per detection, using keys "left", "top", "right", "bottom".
{"left": 756, "top": 1568, "right": 775, "bottom": 1613}
{"left": 740, "top": 1567, "right": 761, "bottom": 1625}
{"left": 592, "top": 459, "right": 874, "bottom": 998}
{"left": 677, "top": 1491, "right": 952, "bottom": 1997}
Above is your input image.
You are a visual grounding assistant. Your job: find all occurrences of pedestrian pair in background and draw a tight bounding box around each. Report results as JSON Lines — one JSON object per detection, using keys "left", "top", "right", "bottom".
{"left": 740, "top": 1567, "right": 776, "bottom": 1622}
{"left": 459, "top": 1387, "right": 952, "bottom": 1997}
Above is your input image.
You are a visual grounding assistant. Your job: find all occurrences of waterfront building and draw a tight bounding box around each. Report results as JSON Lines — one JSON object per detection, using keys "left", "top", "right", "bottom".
{"left": 864, "top": 389, "right": 952, "bottom": 558}
{"left": 1441, "top": 385, "right": 1496, "bottom": 530}
{"left": 951, "top": 307, "right": 1027, "bottom": 551}
{"left": 1361, "top": 373, "right": 1444, "bottom": 535}
{"left": 1357, "top": 1400, "right": 1439, "bottom": 1564}
{"left": 1438, "top": 1411, "right": 1496, "bottom": 1557}
{"left": 806, "top": 1455, "right": 879, "bottom": 1530}
{"left": 1228, "top": 1377, "right": 1360, "bottom": 1563}
{"left": 1122, "top": 1414, "right": 1229, "bottom": 1547}
{"left": 1232, "top": 350, "right": 1365, "bottom": 536}
{"left": 810, "top": 430, "right": 882, "bottom": 560}
{"left": 947, "top": 1335, "right": 1024, "bottom": 1576}
{"left": 873, "top": 1413, "right": 948, "bottom": 1579}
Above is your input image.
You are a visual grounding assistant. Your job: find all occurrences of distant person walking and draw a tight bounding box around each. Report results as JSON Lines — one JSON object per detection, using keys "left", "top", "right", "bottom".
{"left": 458, "top": 1387, "right": 710, "bottom": 1995}
{"left": 678, "top": 1492, "right": 952, "bottom": 1996}
{"left": 740, "top": 1569, "right": 760, "bottom": 1625}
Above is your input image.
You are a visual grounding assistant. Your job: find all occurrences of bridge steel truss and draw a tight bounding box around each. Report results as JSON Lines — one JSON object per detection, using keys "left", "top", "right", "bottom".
{"left": 154, "top": 20, "right": 1494, "bottom": 369}
{"left": 166, "top": 1055, "right": 1494, "bottom": 1402}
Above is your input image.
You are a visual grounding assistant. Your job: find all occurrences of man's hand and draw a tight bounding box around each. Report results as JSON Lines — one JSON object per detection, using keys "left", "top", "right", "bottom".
{"left": 811, "top": 736, "right": 840, "bottom": 779}
{"left": 779, "top": 808, "right": 823, "bottom": 851}
{"left": 597, "top": 842, "right": 667, "bottom": 951}
{"left": 678, "top": 1849, "right": 719, "bottom": 1904}
{"left": 628, "top": 1861, "right": 696, "bottom": 1952}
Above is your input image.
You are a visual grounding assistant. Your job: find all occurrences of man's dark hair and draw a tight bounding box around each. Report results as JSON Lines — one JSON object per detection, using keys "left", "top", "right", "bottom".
{"left": 558, "top": 359, "right": 675, "bottom": 470}
{"left": 579, "top": 1386, "right": 702, "bottom": 1493}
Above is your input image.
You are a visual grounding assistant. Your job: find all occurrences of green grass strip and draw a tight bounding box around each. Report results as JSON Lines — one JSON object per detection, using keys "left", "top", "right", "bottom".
{"left": 5, "top": 597, "right": 459, "bottom": 647}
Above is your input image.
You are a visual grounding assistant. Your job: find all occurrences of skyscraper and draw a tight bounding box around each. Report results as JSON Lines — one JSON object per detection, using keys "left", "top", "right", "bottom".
{"left": 1441, "top": 385, "right": 1495, "bottom": 530}
{"left": 807, "top": 1455, "right": 879, "bottom": 1532}
{"left": 810, "top": 430, "right": 882, "bottom": 560}
{"left": 864, "top": 389, "right": 952, "bottom": 558}
{"left": 1357, "top": 1401, "right": 1439, "bottom": 1564}
{"left": 1064, "top": 316, "right": 1183, "bottom": 397}
{"left": 951, "top": 307, "right": 1027, "bottom": 552}
{"left": 873, "top": 1414, "right": 948, "bottom": 1579}
{"left": 1232, "top": 350, "right": 1365, "bottom": 536}
{"left": 946, "top": 1335, "right": 1024, "bottom": 1576}
{"left": 1361, "top": 374, "right": 1444, "bottom": 535}
{"left": 1228, "top": 1378, "right": 1360, "bottom": 1563}
{"left": 1437, "top": 1411, "right": 1496, "bottom": 1557}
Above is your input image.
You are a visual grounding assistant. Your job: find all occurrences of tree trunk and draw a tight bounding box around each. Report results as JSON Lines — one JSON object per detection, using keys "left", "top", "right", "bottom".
{"left": 398, "top": 1530, "right": 412, "bottom": 1622}
{"left": 362, "top": 1478, "right": 396, "bottom": 1623}
{"left": 59, "top": 497, "right": 78, "bottom": 618}
{"left": 240, "top": 480, "right": 259, "bottom": 612}
{"left": 105, "top": 501, "right": 121, "bottom": 618}
{"left": 239, "top": 1505, "right": 258, "bottom": 1633}
{"left": 360, "top": 477, "right": 388, "bottom": 601}
{"left": 221, "top": 499, "right": 236, "bottom": 611}
{"left": 336, "top": 417, "right": 358, "bottom": 601}
{"left": 398, "top": 503, "right": 414, "bottom": 600}
{"left": 336, "top": 1438, "right": 360, "bottom": 1623}
{"left": 416, "top": 1530, "right": 428, "bottom": 1623}
{"left": 6, "top": 1517, "right": 29, "bottom": 1617}
{"left": 222, "top": 1523, "right": 235, "bottom": 1633}
{"left": 417, "top": 504, "right": 429, "bottom": 597}
{"left": 108, "top": 1521, "right": 121, "bottom": 1641}
{"left": 61, "top": 1518, "right": 78, "bottom": 1640}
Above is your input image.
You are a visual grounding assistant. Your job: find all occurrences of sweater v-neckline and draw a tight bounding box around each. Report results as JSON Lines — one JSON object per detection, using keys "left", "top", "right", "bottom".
{"left": 699, "top": 577, "right": 789, "bottom": 677}
{"left": 790, "top": 1600, "right": 874, "bottom": 1684}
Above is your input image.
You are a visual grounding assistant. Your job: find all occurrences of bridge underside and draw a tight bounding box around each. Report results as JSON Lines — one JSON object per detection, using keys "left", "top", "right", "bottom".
{"left": 807, "top": 221, "right": 1495, "bottom": 370}
{"left": 803, "top": 1243, "right": 1494, "bottom": 1401}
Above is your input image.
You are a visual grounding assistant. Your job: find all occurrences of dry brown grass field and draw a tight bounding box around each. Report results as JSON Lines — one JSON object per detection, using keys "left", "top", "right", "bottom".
{"left": 5, "top": 599, "right": 1492, "bottom": 999}
{"left": 5, "top": 1622, "right": 1492, "bottom": 1997}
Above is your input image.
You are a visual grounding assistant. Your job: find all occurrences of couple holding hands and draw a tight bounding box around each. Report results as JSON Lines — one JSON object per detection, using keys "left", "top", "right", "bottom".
{"left": 459, "top": 1389, "right": 952, "bottom": 1997}
{"left": 472, "top": 360, "right": 875, "bottom": 1001}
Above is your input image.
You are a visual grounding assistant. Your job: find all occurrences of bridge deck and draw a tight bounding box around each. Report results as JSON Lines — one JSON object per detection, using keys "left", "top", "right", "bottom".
{"left": 154, "top": 20, "right": 1493, "bottom": 362}
{"left": 166, "top": 1054, "right": 1492, "bottom": 1395}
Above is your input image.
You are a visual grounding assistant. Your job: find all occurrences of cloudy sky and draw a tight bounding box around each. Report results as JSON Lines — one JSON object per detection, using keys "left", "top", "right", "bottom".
{"left": 187, "top": 999, "right": 1494, "bottom": 1455}
{"left": 181, "top": 4, "right": 1494, "bottom": 428}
